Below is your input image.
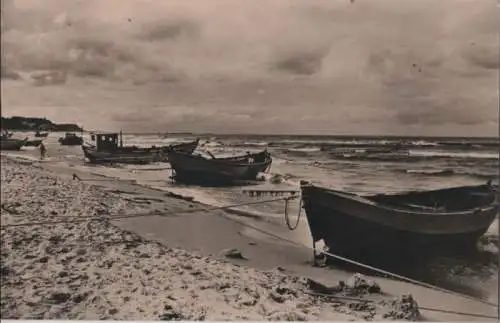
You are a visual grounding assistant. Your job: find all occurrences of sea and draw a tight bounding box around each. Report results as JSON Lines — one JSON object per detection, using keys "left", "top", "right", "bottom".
{"left": 3, "top": 131, "right": 499, "bottom": 303}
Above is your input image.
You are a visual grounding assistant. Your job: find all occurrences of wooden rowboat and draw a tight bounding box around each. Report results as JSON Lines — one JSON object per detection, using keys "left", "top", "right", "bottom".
{"left": 300, "top": 181, "right": 498, "bottom": 262}
{"left": 168, "top": 149, "right": 272, "bottom": 185}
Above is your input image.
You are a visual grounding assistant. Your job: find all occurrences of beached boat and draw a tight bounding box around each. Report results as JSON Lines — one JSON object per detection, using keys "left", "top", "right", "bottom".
{"left": 168, "top": 149, "right": 272, "bottom": 185}
{"left": 0, "top": 138, "right": 28, "bottom": 150}
{"left": 300, "top": 181, "right": 498, "bottom": 261}
{"left": 82, "top": 132, "right": 199, "bottom": 164}
{"left": 34, "top": 131, "right": 49, "bottom": 138}
{"left": 59, "top": 132, "right": 83, "bottom": 146}
{"left": 24, "top": 139, "right": 43, "bottom": 147}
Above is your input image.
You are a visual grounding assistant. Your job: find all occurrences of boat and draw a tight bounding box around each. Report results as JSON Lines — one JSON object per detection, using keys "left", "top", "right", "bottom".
{"left": 24, "top": 139, "right": 43, "bottom": 147}
{"left": 167, "top": 149, "right": 272, "bottom": 185}
{"left": 0, "top": 137, "right": 28, "bottom": 150}
{"left": 59, "top": 132, "right": 83, "bottom": 146}
{"left": 166, "top": 139, "right": 199, "bottom": 156}
{"left": 82, "top": 132, "right": 199, "bottom": 164}
{"left": 299, "top": 181, "right": 498, "bottom": 262}
{"left": 34, "top": 131, "right": 49, "bottom": 138}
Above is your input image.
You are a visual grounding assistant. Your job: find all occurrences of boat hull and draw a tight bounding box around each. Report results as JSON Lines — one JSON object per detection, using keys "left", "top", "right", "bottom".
{"left": 59, "top": 137, "right": 83, "bottom": 146}
{"left": 168, "top": 150, "right": 272, "bottom": 185}
{"left": 82, "top": 145, "right": 164, "bottom": 164}
{"left": 300, "top": 183, "right": 498, "bottom": 262}
{"left": 82, "top": 139, "right": 199, "bottom": 165}
{"left": 0, "top": 139, "right": 27, "bottom": 150}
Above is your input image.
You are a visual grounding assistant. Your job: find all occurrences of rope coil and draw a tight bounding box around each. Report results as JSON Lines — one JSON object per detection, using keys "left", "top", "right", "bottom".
{"left": 284, "top": 196, "right": 302, "bottom": 230}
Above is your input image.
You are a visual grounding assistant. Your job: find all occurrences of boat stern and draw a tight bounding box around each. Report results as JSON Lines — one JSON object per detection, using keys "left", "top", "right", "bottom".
{"left": 299, "top": 181, "right": 328, "bottom": 245}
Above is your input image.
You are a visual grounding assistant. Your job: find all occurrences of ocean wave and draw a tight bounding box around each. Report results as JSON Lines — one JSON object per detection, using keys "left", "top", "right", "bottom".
{"left": 405, "top": 169, "right": 456, "bottom": 176}
{"left": 401, "top": 168, "right": 497, "bottom": 180}
{"left": 327, "top": 149, "right": 498, "bottom": 163}
{"left": 280, "top": 147, "right": 322, "bottom": 157}
{"left": 230, "top": 141, "right": 269, "bottom": 148}
{"left": 409, "top": 150, "right": 498, "bottom": 160}
{"left": 287, "top": 147, "right": 322, "bottom": 153}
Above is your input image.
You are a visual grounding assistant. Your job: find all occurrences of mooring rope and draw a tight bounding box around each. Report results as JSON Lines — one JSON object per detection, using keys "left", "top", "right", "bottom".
{"left": 284, "top": 197, "right": 302, "bottom": 230}
{"left": 305, "top": 291, "right": 498, "bottom": 319}
{"left": 0, "top": 195, "right": 298, "bottom": 229}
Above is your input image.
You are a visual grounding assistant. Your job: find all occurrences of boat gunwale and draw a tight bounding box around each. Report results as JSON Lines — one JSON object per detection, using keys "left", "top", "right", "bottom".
{"left": 168, "top": 150, "right": 272, "bottom": 168}
{"left": 301, "top": 183, "right": 499, "bottom": 217}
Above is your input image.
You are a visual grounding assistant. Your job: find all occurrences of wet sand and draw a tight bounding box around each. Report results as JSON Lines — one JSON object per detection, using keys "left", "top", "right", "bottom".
{"left": 1, "top": 155, "right": 498, "bottom": 320}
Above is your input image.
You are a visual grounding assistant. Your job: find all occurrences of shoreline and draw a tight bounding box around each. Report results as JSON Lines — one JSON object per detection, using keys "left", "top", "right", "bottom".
{"left": 1, "top": 154, "right": 498, "bottom": 320}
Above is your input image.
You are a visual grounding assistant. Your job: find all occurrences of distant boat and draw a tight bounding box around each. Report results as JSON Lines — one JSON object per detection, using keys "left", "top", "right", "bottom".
{"left": 0, "top": 137, "right": 28, "bottom": 150}
{"left": 167, "top": 149, "right": 272, "bottom": 185}
{"left": 59, "top": 132, "right": 83, "bottom": 146}
{"left": 24, "top": 139, "right": 43, "bottom": 147}
{"left": 82, "top": 132, "right": 199, "bottom": 164}
{"left": 34, "top": 131, "right": 49, "bottom": 138}
{"left": 299, "top": 181, "right": 498, "bottom": 262}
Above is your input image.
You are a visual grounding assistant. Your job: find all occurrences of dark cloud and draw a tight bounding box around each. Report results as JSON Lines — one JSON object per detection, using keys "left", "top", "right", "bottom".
{"left": 137, "top": 19, "right": 201, "bottom": 42}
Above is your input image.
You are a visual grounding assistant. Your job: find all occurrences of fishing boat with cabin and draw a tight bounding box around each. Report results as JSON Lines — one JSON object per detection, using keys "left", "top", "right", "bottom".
{"left": 167, "top": 149, "right": 272, "bottom": 185}
{"left": 82, "top": 132, "right": 199, "bottom": 164}
{"left": 299, "top": 180, "right": 498, "bottom": 263}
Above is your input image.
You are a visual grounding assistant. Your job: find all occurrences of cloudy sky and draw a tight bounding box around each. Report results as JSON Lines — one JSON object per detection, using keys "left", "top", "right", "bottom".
{"left": 1, "top": 0, "right": 498, "bottom": 136}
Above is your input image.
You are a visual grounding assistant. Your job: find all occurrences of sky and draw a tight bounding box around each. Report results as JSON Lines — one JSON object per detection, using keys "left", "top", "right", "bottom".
{"left": 1, "top": 0, "right": 499, "bottom": 136}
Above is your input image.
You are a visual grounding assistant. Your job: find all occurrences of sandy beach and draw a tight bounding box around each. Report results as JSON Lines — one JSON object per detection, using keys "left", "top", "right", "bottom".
{"left": 0, "top": 156, "right": 426, "bottom": 320}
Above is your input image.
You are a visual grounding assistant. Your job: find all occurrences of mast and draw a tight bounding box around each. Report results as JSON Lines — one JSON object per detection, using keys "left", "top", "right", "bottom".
{"left": 120, "top": 130, "right": 123, "bottom": 148}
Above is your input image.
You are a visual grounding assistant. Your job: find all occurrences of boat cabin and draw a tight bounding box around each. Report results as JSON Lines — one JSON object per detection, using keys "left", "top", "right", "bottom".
{"left": 92, "top": 132, "right": 123, "bottom": 151}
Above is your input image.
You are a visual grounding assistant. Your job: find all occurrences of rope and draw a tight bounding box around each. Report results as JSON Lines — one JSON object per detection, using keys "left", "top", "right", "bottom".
{"left": 284, "top": 197, "right": 302, "bottom": 230}
{"left": 0, "top": 196, "right": 299, "bottom": 229}
{"left": 305, "top": 291, "right": 498, "bottom": 320}
{"left": 317, "top": 251, "right": 497, "bottom": 308}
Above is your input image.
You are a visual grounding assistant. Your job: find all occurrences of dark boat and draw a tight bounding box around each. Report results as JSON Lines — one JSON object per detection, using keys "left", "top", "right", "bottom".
{"left": 166, "top": 139, "right": 200, "bottom": 156}
{"left": 300, "top": 181, "right": 498, "bottom": 262}
{"left": 0, "top": 137, "right": 28, "bottom": 150}
{"left": 24, "top": 139, "right": 43, "bottom": 147}
{"left": 167, "top": 149, "right": 272, "bottom": 185}
{"left": 34, "top": 131, "right": 49, "bottom": 138}
{"left": 82, "top": 132, "right": 199, "bottom": 164}
{"left": 59, "top": 132, "right": 83, "bottom": 146}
